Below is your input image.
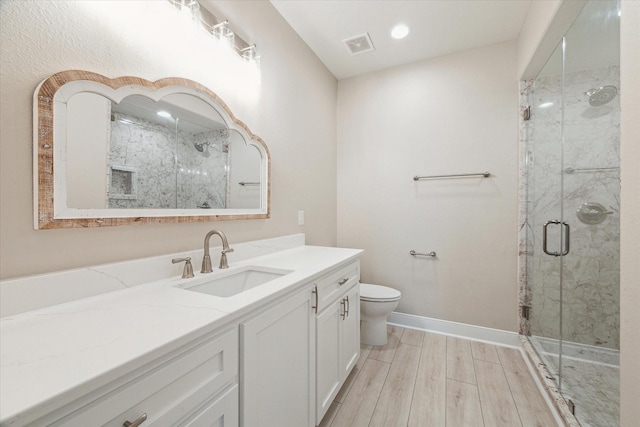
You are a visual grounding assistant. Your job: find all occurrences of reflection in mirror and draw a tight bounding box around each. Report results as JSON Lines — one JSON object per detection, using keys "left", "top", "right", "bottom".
{"left": 34, "top": 70, "right": 269, "bottom": 229}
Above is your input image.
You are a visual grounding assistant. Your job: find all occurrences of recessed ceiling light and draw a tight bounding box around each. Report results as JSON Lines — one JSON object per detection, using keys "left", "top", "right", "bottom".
{"left": 538, "top": 102, "right": 554, "bottom": 109}
{"left": 157, "top": 110, "right": 172, "bottom": 118}
{"left": 391, "top": 23, "right": 410, "bottom": 40}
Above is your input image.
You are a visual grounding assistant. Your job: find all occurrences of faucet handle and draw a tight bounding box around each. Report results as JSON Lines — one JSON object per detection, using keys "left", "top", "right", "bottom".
{"left": 218, "top": 253, "right": 230, "bottom": 269}
{"left": 222, "top": 247, "right": 234, "bottom": 254}
{"left": 172, "top": 257, "right": 195, "bottom": 278}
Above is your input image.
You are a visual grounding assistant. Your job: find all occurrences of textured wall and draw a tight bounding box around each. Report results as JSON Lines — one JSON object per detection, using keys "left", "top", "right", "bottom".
{"left": 0, "top": 0, "right": 338, "bottom": 279}
{"left": 337, "top": 41, "right": 519, "bottom": 332}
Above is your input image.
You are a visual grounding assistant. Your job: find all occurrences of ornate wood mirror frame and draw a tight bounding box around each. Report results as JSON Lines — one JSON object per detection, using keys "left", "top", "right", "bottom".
{"left": 34, "top": 70, "right": 270, "bottom": 229}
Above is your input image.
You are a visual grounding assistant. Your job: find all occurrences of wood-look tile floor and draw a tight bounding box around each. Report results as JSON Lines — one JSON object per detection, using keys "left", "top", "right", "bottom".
{"left": 319, "top": 326, "right": 559, "bottom": 427}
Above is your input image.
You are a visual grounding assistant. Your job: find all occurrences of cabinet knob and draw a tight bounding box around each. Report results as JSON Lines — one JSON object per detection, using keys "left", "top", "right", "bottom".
{"left": 123, "top": 413, "right": 147, "bottom": 427}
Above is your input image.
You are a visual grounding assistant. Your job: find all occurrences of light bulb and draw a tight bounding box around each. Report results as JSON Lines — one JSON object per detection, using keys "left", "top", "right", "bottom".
{"left": 391, "top": 24, "right": 410, "bottom": 40}
{"left": 213, "top": 20, "right": 235, "bottom": 50}
{"left": 241, "top": 45, "right": 260, "bottom": 67}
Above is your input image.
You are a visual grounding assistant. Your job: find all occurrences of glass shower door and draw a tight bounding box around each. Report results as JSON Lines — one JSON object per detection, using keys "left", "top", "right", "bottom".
{"left": 559, "top": 1, "right": 620, "bottom": 425}
{"left": 527, "top": 37, "right": 566, "bottom": 391}
{"left": 527, "top": 1, "right": 621, "bottom": 426}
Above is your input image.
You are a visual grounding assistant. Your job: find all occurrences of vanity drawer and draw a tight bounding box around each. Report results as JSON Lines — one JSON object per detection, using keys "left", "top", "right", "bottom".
{"left": 47, "top": 327, "right": 238, "bottom": 427}
{"left": 180, "top": 383, "right": 238, "bottom": 427}
{"left": 315, "top": 261, "right": 359, "bottom": 312}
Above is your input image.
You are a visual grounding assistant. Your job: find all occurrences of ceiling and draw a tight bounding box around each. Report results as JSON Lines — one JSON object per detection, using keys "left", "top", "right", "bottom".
{"left": 270, "top": 0, "right": 533, "bottom": 80}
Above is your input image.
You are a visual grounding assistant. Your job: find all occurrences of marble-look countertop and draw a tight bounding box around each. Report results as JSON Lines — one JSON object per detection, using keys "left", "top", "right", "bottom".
{"left": 0, "top": 245, "right": 362, "bottom": 425}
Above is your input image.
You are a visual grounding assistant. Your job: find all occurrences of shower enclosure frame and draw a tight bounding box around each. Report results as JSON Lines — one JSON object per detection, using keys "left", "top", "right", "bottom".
{"left": 517, "top": 1, "right": 621, "bottom": 426}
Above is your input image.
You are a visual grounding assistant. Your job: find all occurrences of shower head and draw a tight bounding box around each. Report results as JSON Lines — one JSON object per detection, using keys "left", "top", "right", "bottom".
{"left": 194, "top": 141, "right": 211, "bottom": 157}
{"left": 586, "top": 85, "right": 617, "bottom": 106}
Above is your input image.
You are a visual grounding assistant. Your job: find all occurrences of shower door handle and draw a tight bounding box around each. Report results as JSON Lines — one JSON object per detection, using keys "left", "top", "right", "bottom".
{"left": 560, "top": 222, "right": 570, "bottom": 255}
{"left": 543, "top": 220, "right": 570, "bottom": 257}
{"left": 542, "top": 220, "right": 559, "bottom": 256}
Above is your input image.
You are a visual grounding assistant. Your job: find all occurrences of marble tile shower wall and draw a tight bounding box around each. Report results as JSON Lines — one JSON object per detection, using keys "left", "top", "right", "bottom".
{"left": 518, "top": 79, "right": 533, "bottom": 337}
{"left": 526, "top": 66, "right": 620, "bottom": 350}
{"left": 109, "top": 113, "right": 229, "bottom": 209}
{"left": 178, "top": 128, "right": 229, "bottom": 209}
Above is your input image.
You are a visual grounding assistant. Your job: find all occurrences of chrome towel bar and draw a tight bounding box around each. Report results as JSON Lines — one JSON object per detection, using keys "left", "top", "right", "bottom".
{"left": 563, "top": 166, "right": 619, "bottom": 174}
{"left": 410, "top": 250, "right": 437, "bottom": 257}
{"left": 413, "top": 172, "right": 490, "bottom": 181}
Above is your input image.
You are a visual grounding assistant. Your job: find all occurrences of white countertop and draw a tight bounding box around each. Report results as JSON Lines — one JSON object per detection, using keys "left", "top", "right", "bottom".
{"left": 0, "top": 245, "right": 362, "bottom": 425}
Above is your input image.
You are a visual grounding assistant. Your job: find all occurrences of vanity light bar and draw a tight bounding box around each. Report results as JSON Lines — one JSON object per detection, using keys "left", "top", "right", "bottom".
{"left": 166, "top": 0, "right": 259, "bottom": 63}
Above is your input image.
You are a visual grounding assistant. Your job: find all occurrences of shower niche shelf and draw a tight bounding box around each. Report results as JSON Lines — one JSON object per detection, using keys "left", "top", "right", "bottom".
{"left": 109, "top": 165, "right": 138, "bottom": 200}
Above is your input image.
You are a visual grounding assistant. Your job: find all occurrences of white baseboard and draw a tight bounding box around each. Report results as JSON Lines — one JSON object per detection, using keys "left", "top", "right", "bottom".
{"left": 387, "top": 311, "right": 521, "bottom": 348}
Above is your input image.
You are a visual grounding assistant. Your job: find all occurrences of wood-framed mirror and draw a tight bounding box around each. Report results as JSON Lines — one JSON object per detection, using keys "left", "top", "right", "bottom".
{"left": 34, "top": 70, "right": 270, "bottom": 229}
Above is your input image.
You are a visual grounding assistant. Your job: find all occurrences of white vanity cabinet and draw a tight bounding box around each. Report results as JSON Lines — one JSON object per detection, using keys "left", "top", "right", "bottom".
{"left": 240, "top": 286, "right": 316, "bottom": 427}
{"left": 339, "top": 284, "right": 361, "bottom": 379}
{"left": 34, "top": 327, "right": 239, "bottom": 427}
{"left": 314, "top": 261, "right": 360, "bottom": 425}
{"left": 1, "top": 244, "right": 364, "bottom": 427}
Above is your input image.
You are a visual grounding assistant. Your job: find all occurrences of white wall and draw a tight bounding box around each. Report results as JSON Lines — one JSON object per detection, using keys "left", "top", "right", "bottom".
{"left": 620, "top": 1, "right": 640, "bottom": 424}
{"left": 517, "top": 0, "right": 588, "bottom": 80}
{"left": 0, "top": 0, "right": 338, "bottom": 279}
{"left": 517, "top": 0, "right": 562, "bottom": 78}
{"left": 337, "top": 41, "right": 519, "bottom": 331}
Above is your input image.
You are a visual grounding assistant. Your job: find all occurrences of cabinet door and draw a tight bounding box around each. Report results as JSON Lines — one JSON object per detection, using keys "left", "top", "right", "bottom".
{"left": 241, "top": 288, "right": 315, "bottom": 427}
{"left": 340, "top": 286, "right": 360, "bottom": 378}
{"left": 316, "top": 300, "right": 341, "bottom": 424}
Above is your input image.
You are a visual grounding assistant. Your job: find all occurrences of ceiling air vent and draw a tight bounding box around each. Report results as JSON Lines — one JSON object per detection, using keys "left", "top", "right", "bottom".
{"left": 342, "top": 33, "right": 375, "bottom": 56}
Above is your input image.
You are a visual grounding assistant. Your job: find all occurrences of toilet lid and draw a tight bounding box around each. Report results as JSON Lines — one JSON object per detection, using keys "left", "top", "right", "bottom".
{"left": 359, "top": 283, "right": 401, "bottom": 302}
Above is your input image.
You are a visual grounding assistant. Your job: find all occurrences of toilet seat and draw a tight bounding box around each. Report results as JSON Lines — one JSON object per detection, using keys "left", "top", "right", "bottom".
{"left": 360, "top": 283, "right": 401, "bottom": 302}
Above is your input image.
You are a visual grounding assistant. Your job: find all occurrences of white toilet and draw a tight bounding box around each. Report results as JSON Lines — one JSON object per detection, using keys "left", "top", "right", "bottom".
{"left": 359, "top": 283, "right": 402, "bottom": 346}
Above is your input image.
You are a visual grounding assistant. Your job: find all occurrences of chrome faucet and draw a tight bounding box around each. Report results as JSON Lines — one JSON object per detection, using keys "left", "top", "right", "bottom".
{"left": 202, "top": 230, "right": 234, "bottom": 272}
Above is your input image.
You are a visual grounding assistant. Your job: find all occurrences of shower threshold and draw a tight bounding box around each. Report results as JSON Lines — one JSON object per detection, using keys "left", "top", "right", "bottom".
{"left": 526, "top": 335, "right": 619, "bottom": 427}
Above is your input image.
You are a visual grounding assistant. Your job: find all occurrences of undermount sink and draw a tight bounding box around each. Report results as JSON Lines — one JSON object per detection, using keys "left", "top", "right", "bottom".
{"left": 177, "top": 266, "right": 292, "bottom": 298}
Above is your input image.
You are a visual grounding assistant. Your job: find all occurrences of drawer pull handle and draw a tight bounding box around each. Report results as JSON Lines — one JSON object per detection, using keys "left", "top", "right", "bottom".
{"left": 338, "top": 278, "right": 348, "bottom": 285}
{"left": 312, "top": 286, "right": 318, "bottom": 314}
{"left": 123, "top": 413, "right": 147, "bottom": 427}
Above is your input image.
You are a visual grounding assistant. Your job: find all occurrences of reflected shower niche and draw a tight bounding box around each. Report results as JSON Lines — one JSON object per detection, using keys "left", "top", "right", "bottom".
{"left": 110, "top": 166, "right": 137, "bottom": 201}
